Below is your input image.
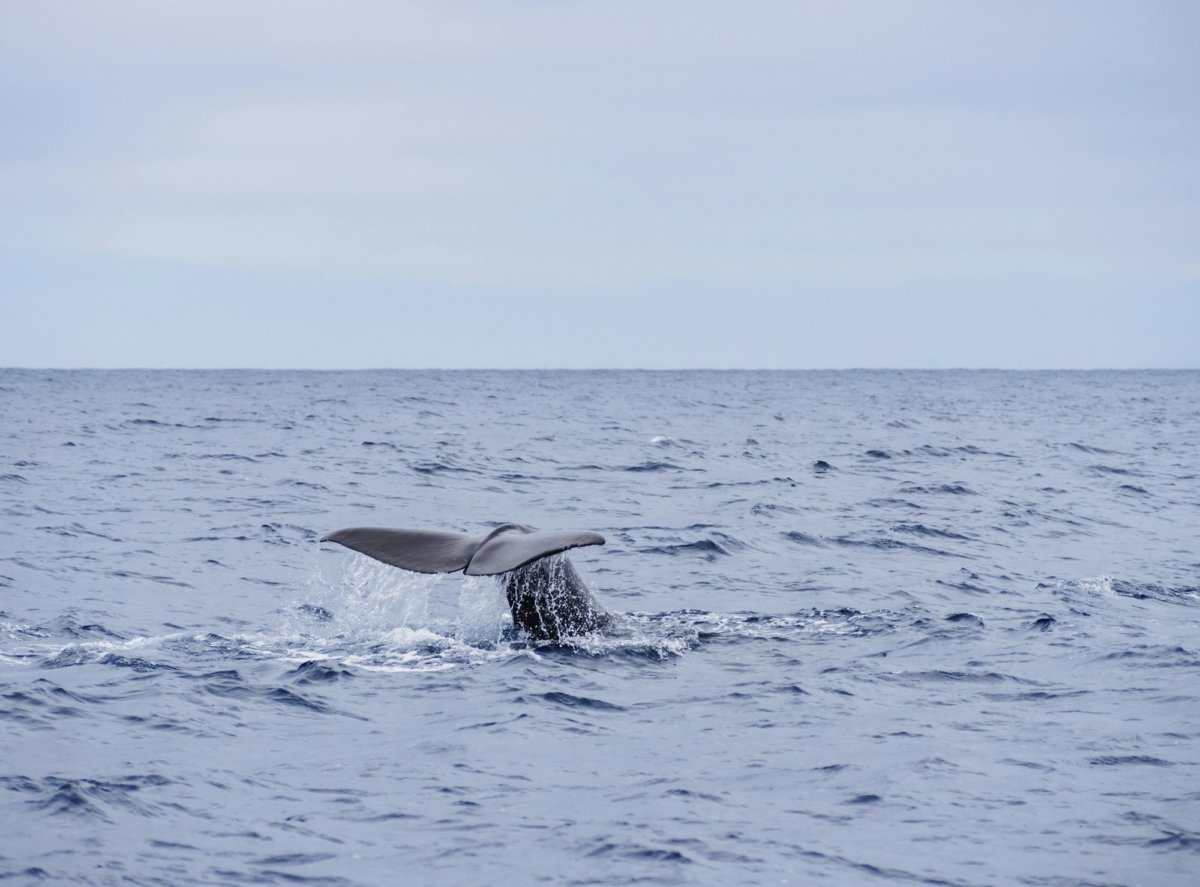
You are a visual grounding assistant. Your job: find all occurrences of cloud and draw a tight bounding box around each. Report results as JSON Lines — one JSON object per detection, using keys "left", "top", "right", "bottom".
{"left": 1, "top": 1, "right": 1197, "bottom": 366}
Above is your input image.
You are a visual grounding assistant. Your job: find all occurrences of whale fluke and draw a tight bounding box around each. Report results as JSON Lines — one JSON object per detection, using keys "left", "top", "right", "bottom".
{"left": 319, "top": 527, "right": 480, "bottom": 573}
{"left": 319, "top": 523, "right": 604, "bottom": 576}
{"left": 465, "top": 524, "right": 605, "bottom": 575}
{"left": 319, "top": 523, "right": 609, "bottom": 640}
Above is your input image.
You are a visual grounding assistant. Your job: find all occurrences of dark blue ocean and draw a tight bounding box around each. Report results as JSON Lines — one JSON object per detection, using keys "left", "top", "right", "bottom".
{"left": 2, "top": 369, "right": 1198, "bottom": 886}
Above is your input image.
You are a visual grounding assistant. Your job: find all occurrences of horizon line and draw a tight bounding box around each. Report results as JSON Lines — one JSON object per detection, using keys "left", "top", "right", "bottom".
{"left": 3, "top": 366, "right": 1198, "bottom": 373}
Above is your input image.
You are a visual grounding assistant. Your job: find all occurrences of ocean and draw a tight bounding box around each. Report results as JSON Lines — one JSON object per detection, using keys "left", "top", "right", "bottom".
{"left": 1, "top": 369, "right": 1198, "bottom": 886}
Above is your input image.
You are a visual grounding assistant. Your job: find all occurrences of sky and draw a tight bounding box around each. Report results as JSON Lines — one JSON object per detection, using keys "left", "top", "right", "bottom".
{"left": 1, "top": 1, "right": 1197, "bottom": 369}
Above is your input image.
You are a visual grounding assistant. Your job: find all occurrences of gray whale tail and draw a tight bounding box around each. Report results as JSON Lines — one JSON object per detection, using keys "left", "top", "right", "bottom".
{"left": 319, "top": 523, "right": 608, "bottom": 640}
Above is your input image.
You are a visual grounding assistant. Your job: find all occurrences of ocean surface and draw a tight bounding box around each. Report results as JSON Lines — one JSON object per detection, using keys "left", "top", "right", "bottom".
{"left": 1, "top": 369, "right": 1198, "bottom": 887}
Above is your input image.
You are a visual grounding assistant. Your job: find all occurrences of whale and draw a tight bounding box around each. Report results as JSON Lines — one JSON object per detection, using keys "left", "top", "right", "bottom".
{"left": 320, "top": 523, "right": 609, "bottom": 640}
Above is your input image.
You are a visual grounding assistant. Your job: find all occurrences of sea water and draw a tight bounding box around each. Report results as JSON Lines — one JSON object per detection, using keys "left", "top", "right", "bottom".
{"left": 1, "top": 369, "right": 1198, "bottom": 885}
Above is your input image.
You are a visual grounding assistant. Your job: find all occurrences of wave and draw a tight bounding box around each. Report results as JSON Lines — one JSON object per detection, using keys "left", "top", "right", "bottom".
{"left": 1042, "top": 576, "right": 1200, "bottom": 606}
{"left": 0, "top": 774, "right": 173, "bottom": 821}
{"left": 4, "top": 558, "right": 909, "bottom": 675}
{"left": 782, "top": 532, "right": 963, "bottom": 557}
{"left": 639, "top": 539, "right": 730, "bottom": 557}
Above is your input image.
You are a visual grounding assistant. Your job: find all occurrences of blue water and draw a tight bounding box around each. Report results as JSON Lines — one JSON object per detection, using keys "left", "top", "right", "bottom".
{"left": 2, "top": 369, "right": 1198, "bottom": 886}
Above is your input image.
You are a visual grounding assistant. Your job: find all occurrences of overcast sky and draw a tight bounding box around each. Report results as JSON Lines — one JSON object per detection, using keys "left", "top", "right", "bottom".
{"left": 2, "top": 1, "right": 1197, "bottom": 369}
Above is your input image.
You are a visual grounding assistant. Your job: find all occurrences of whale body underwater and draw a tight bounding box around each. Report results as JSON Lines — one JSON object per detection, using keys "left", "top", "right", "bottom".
{"left": 320, "top": 523, "right": 609, "bottom": 640}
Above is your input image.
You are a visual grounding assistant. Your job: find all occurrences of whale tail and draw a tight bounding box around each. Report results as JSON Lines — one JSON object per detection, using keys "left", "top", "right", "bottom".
{"left": 504, "top": 555, "right": 610, "bottom": 640}
{"left": 320, "top": 523, "right": 609, "bottom": 640}
{"left": 319, "top": 523, "right": 604, "bottom": 576}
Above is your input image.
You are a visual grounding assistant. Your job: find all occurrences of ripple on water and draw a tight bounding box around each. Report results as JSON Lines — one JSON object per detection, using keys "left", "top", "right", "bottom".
{"left": 3, "top": 369, "right": 1199, "bottom": 887}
